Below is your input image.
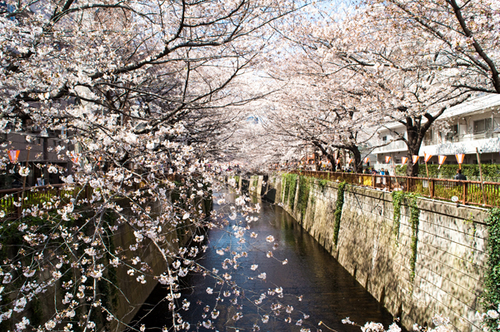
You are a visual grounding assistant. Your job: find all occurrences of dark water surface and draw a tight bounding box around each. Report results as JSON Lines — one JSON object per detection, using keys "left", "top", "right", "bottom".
{"left": 131, "top": 191, "right": 397, "bottom": 331}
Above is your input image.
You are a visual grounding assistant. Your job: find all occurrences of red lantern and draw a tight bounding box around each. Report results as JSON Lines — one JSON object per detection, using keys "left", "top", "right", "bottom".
{"left": 8, "top": 150, "right": 20, "bottom": 163}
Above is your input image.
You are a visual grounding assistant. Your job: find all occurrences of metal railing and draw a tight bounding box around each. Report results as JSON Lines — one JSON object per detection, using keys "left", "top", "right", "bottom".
{"left": 288, "top": 170, "right": 500, "bottom": 207}
{"left": 0, "top": 175, "right": 180, "bottom": 219}
{"left": 0, "top": 184, "right": 91, "bottom": 219}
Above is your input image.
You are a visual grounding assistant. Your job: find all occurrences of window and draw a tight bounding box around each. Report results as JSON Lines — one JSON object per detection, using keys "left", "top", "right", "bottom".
{"left": 446, "top": 124, "right": 459, "bottom": 141}
{"left": 382, "top": 136, "right": 387, "bottom": 142}
{"left": 473, "top": 118, "right": 492, "bottom": 134}
{"left": 423, "top": 129, "right": 433, "bottom": 145}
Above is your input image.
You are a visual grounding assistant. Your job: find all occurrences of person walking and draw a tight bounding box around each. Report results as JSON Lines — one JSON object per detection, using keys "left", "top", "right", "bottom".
{"left": 454, "top": 169, "right": 467, "bottom": 180}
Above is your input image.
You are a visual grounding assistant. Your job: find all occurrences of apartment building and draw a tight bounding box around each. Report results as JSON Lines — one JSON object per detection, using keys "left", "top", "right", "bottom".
{"left": 371, "top": 93, "right": 500, "bottom": 171}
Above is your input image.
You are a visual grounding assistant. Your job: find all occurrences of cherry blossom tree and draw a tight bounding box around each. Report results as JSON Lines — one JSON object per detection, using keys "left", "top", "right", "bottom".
{"left": 267, "top": 1, "right": 476, "bottom": 176}
{"left": 0, "top": 0, "right": 313, "bottom": 331}
{"left": 366, "top": 0, "right": 500, "bottom": 94}
{"left": 264, "top": 83, "right": 380, "bottom": 173}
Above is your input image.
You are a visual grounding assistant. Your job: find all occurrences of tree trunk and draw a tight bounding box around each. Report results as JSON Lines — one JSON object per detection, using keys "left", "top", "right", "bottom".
{"left": 326, "top": 153, "right": 336, "bottom": 171}
{"left": 405, "top": 121, "right": 423, "bottom": 177}
{"left": 406, "top": 153, "right": 419, "bottom": 177}
{"left": 351, "top": 148, "right": 362, "bottom": 173}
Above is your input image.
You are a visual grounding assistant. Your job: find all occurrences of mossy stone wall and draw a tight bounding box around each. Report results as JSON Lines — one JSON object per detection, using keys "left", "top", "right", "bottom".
{"left": 268, "top": 174, "right": 489, "bottom": 332}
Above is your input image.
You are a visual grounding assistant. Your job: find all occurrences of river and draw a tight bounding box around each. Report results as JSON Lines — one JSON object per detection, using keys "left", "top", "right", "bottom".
{"left": 129, "top": 190, "right": 397, "bottom": 331}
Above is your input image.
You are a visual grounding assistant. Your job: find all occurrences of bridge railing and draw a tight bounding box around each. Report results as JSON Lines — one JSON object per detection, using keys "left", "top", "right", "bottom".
{"left": 287, "top": 170, "right": 500, "bottom": 207}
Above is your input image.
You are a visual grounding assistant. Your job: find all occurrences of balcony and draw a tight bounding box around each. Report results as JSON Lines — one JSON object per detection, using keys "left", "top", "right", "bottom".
{"left": 372, "top": 140, "right": 407, "bottom": 153}
{"left": 373, "top": 130, "right": 500, "bottom": 156}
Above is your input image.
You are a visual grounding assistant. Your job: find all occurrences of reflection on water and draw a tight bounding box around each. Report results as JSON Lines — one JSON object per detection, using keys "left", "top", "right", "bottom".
{"left": 129, "top": 191, "right": 397, "bottom": 331}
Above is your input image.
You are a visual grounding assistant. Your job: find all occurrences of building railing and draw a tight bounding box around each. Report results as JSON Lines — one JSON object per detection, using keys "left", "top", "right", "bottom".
{"left": 373, "top": 131, "right": 500, "bottom": 154}
{"left": 287, "top": 170, "right": 500, "bottom": 208}
{"left": 374, "top": 141, "right": 407, "bottom": 152}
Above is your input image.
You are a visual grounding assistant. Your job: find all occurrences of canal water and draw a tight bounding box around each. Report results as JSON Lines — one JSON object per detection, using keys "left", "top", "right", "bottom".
{"left": 130, "top": 190, "right": 397, "bottom": 331}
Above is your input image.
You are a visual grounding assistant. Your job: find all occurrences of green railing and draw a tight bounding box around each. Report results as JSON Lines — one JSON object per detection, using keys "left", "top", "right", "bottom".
{"left": 287, "top": 170, "right": 500, "bottom": 207}
{"left": 0, "top": 184, "right": 91, "bottom": 219}
{"left": 0, "top": 175, "right": 180, "bottom": 219}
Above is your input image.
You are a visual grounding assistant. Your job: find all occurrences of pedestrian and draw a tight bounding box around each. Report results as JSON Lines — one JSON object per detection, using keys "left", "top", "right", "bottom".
{"left": 454, "top": 169, "right": 467, "bottom": 180}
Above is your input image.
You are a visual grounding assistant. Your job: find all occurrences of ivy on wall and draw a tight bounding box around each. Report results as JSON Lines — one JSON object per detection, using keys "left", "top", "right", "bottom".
{"left": 318, "top": 179, "right": 329, "bottom": 190}
{"left": 408, "top": 195, "right": 420, "bottom": 283}
{"left": 297, "top": 176, "right": 312, "bottom": 217}
{"left": 250, "top": 176, "right": 258, "bottom": 191}
{"left": 282, "top": 174, "right": 298, "bottom": 207}
{"left": 280, "top": 174, "right": 317, "bottom": 221}
{"left": 483, "top": 208, "right": 500, "bottom": 331}
{"left": 391, "top": 191, "right": 420, "bottom": 282}
{"left": 333, "top": 181, "right": 347, "bottom": 246}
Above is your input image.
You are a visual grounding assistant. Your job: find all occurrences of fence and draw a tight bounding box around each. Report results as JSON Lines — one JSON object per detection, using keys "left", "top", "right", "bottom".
{"left": 0, "top": 184, "right": 92, "bottom": 219}
{"left": 289, "top": 170, "right": 500, "bottom": 207}
{"left": 0, "top": 175, "right": 182, "bottom": 220}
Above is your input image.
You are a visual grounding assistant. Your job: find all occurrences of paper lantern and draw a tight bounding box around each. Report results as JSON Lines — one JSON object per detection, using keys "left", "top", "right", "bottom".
{"left": 437, "top": 155, "right": 447, "bottom": 169}
{"left": 71, "top": 152, "right": 79, "bottom": 164}
{"left": 8, "top": 150, "right": 20, "bottom": 163}
{"left": 455, "top": 153, "right": 465, "bottom": 169}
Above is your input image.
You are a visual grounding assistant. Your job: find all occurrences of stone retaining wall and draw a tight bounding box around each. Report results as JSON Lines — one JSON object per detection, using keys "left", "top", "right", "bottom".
{"left": 266, "top": 174, "right": 489, "bottom": 332}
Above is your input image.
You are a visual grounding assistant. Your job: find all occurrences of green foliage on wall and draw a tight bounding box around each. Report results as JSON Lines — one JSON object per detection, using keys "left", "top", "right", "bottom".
{"left": 391, "top": 191, "right": 420, "bottom": 282}
{"left": 282, "top": 174, "right": 298, "bottom": 207}
{"left": 333, "top": 181, "right": 347, "bottom": 246}
{"left": 483, "top": 208, "right": 500, "bottom": 330}
{"left": 318, "top": 179, "right": 330, "bottom": 189}
{"left": 408, "top": 195, "right": 420, "bottom": 283}
{"left": 252, "top": 176, "right": 259, "bottom": 190}
{"left": 297, "top": 176, "right": 312, "bottom": 217}
{"left": 395, "top": 164, "right": 500, "bottom": 181}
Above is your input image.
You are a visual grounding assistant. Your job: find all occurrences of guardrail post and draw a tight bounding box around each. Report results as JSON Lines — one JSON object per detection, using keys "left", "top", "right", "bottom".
{"left": 406, "top": 178, "right": 410, "bottom": 193}
{"left": 16, "top": 191, "right": 22, "bottom": 218}
{"left": 372, "top": 174, "right": 375, "bottom": 188}
{"left": 430, "top": 179, "right": 434, "bottom": 198}
{"left": 462, "top": 182, "right": 467, "bottom": 205}
{"left": 387, "top": 176, "right": 391, "bottom": 191}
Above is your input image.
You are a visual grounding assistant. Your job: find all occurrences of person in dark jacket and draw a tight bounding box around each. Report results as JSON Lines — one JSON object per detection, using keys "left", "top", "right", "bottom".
{"left": 454, "top": 169, "right": 467, "bottom": 180}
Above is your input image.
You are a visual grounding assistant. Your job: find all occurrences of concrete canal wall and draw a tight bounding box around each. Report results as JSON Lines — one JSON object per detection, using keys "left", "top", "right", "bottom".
{"left": 32, "top": 194, "right": 211, "bottom": 332}
{"left": 111, "top": 194, "right": 211, "bottom": 330}
{"left": 264, "top": 174, "right": 489, "bottom": 332}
